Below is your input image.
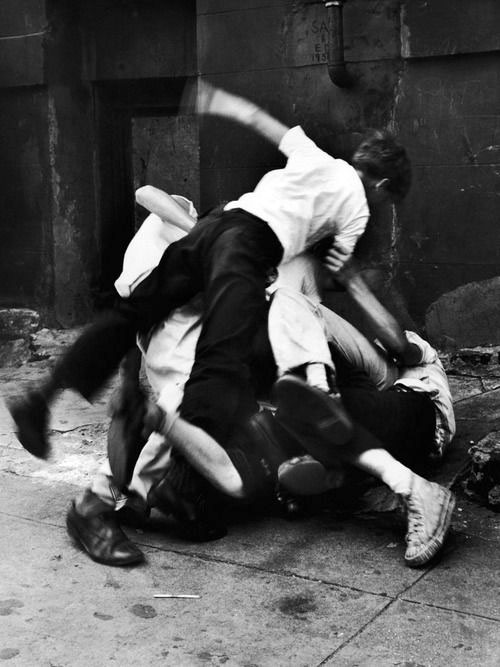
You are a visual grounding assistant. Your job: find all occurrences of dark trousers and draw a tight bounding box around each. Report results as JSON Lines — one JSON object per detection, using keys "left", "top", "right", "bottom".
{"left": 332, "top": 350, "right": 436, "bottom": 469}
{"left": 52, "top": 209, "right": 283, "bottom": 443}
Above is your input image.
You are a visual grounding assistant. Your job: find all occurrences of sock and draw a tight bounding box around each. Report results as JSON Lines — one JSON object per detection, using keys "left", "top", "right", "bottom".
{"left": 379, "top": 460, "right": 413, "bottom": 496}
{"left": 75, "top": 488, "right": 115, "bottom": 517}
{"left": 354, "top": 448, "right": 413, "bottom": 496}
{"left": 305, "top": 363, "right": 330, "bottom": 393}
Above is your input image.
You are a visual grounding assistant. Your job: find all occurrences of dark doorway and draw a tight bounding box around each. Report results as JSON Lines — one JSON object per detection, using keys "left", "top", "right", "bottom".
{"left": 93, "top": 77, "right": 199, "bottom": 303}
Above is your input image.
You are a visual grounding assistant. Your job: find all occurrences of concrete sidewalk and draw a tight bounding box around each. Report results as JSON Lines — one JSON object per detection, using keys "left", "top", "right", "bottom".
{"left": 0, "top": 351, "right": 499, "bottom": 666}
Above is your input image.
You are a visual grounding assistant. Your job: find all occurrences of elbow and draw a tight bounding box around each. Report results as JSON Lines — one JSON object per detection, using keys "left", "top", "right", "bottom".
{"left": 207, "top": 464, "right": 247, "bottom": 499}
{"left": 217, "top": 471, "right": 247, "bottom": 499}
{"left": 135, "top": 185, "right": 153, "bottom": 207}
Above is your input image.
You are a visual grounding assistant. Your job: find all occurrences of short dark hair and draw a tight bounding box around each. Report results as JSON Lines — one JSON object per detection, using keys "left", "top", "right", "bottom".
{"left": 352, "top": 130, "right": 411, "bottom": 201}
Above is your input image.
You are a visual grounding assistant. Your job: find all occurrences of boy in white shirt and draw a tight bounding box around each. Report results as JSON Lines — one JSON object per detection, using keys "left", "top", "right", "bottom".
{"left": 9, "top": 81, "right": 411, "bottom": 471}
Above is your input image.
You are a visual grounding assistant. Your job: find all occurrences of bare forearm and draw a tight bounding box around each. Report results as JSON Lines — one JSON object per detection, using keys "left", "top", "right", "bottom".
{"left": 324, "top": 245, "right": 421, "bottom": 364}
{"left": 135, "top": 186, "right": 195, "bottom": 232}
{"left": 198, "top": 82, "right": 289, "bottom": 147}
{"left": 164, "top": 416, "right": 246, "bottom": 499}
{"left": 345, "top": 274, "right": 423, "bottom": 365}
{"left": 242, "top": 105, "right": 290, "bottom": 147}
{"left": 345, "top": 273, "right": 419, "bottom": 364}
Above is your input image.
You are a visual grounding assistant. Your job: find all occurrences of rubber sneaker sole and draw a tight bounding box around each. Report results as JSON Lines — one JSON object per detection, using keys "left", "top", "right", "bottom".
{"left": 278, "top": 455, "right": 345, "bottom": 496}
{"left": 273, "top": 376, "right": 353, "bottom": 466}
{"left": 405, "top": 488, "right": 456, "bottom": 568}
{"left": 274, "top": 375, "right": 353, "bottom": 443}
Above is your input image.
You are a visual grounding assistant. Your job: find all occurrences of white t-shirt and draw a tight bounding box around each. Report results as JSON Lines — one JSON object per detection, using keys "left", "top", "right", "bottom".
{"left": 395, "top": 331, "right": 456, "bottom": 458}
{"left": 114, "top": 195, "right": 197, "bottom": 298}
{"left": 224, "top": 126, "right": 369, "bottom": 263}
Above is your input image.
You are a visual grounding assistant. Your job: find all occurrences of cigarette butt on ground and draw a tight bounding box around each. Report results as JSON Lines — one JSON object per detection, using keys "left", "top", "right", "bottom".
{"left": 153, "top": 594, "right": 200, "bottom": 599}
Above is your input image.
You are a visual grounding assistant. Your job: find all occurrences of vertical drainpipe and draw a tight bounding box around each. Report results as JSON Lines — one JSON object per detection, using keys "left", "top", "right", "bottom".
{"left": 324, "top": 0, "right": 353, "bottom": 88}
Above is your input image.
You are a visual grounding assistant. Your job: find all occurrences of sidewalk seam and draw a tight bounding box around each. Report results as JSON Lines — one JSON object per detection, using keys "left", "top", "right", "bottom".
{"left": 398, "top": 596, "right": 500, "bottom": 624}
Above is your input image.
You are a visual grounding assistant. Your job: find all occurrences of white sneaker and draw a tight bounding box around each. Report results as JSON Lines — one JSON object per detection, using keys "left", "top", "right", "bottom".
{"left": 403, "top": 475, "right": 455, "bottom": 567}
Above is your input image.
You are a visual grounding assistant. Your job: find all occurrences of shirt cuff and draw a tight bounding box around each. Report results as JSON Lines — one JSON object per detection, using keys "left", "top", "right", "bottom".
{"left": 278, "top": 125, "right": 309, "bottom": 156}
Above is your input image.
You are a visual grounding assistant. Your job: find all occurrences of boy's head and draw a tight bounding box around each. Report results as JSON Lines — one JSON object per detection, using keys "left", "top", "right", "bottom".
{"left": 352, "top": 130, "right": 411, "bottom": 204}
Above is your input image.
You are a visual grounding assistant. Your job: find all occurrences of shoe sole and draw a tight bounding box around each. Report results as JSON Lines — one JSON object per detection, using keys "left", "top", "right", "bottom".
{"left": 66, "top": 511, "right": 145, "bottom": 567}
{"left": 247, "top": 411, "right": 302, "bottom": 471}
{"left": 273, "top": 376, "right": 353, "bottom": 465}
{"left": 405, "top": 490, "right": 456, "bottom": 568}
{"left": 274, "top": 375, "right": 353, "bottom": 443}
{"left": 278, "top": 457, "right": 344, "bottom": 496}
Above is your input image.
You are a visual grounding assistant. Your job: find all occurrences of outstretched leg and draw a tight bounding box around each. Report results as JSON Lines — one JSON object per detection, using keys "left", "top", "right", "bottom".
{"left": 274, "top": 374, "right": 455, "bottom": 567}
{"left": 179, "top": 211, "right": 283, "bottom": 443}
{"left": 8, "top": 310, "right": 138, "bottom": 459}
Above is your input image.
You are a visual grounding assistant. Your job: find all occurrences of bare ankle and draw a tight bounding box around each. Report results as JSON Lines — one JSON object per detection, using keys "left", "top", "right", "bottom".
{"left": 305, "top": 363, "right": 329, "bottom": 393}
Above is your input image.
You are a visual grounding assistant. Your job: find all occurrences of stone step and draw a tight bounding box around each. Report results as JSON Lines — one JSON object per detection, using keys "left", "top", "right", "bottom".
{"left": 0, "top": 309, "right": 82, "bottom": 368}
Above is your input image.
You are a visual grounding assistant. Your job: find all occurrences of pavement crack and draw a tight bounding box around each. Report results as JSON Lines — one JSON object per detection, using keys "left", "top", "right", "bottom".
{"left": 138, "top": 541, "right": 396, "bottom": 600}
{"left": 0, "top": 469, "right": 42, "bottom": 480}
{"left": 397, "top": 597, "right": 500, "bottom": 624}
{"left": 49, "top": 422, "right": 105, "bottom": 435}
{"left": 315, "top": 597, "right": 396, "bottom": 665}
{"left": 454, "top": 384, "right": 500, "bottom": 404}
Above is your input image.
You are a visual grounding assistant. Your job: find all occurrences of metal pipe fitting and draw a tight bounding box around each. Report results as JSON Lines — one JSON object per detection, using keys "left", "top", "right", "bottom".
{"left": 324, "top": 0, "right": 353, "bottom": 88}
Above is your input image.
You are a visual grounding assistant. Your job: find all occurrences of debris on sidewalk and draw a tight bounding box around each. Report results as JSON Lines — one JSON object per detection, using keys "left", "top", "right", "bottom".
{"left": 450, "top": 348, "right": 498, "bottom": 366}
{"left": 153, "top": 594, "right": 200, "bottom": 599}
{"left": 462, "top": 431, "right": 500, "bottom": 512}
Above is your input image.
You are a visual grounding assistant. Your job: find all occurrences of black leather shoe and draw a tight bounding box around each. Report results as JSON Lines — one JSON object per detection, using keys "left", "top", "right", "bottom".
{"left": 66, "top": 501, "right": 145, "bottom": 566}
{"left": 115, "top": 498, "right": 151, "bottom": 528}
{"left": 8, "top": 390, "right": 50, "bottom": 459}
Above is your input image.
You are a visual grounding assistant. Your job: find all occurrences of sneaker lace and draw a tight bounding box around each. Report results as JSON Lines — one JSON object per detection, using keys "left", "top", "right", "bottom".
{"left": 405, "top": 493, "right": 425, "bottom": 544}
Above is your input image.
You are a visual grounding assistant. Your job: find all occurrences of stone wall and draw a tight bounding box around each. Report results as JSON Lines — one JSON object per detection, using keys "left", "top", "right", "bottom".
{"left": 0, "top": 0, "right": 197, "bottom": 326}
{"left": 1, "top": 0, "right": 499, "bottom": 344}
{"left": 197, "top": 0, "right": 500, "bottom": 343}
